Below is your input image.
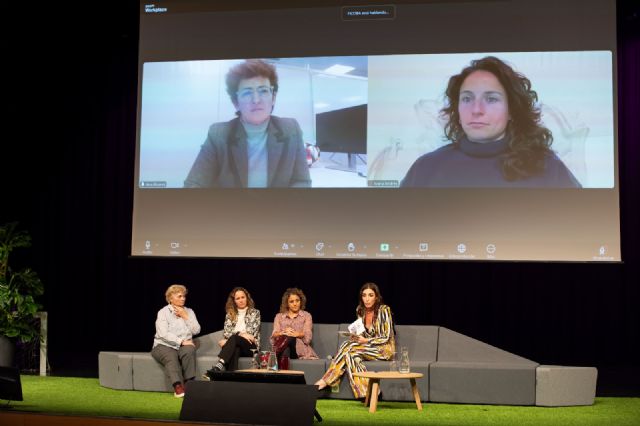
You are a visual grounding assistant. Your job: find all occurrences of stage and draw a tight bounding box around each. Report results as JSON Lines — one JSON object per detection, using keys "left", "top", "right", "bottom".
{"left": 1, "top": 375, "right": 639, "bottom": 426}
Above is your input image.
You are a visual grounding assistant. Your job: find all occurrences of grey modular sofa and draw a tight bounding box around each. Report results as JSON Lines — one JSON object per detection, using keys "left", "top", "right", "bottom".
{"left": 99, "top": 324, "right": 596, "bottom": 406}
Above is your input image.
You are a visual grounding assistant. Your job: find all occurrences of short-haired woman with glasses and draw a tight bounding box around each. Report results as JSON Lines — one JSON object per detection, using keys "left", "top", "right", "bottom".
{"left": 185, "top": 59, "right": 311, "bottom": 188}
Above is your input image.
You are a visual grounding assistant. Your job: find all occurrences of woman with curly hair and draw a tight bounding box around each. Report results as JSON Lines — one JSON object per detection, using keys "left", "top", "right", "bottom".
{"left": 271, "top": 288, "right": 319, "bottom": 361}
{"left": 401, "top": 56, "right": 581, "bottom": 187}
{"left": 212, "top": 287, "right": 261, "bottom": 371}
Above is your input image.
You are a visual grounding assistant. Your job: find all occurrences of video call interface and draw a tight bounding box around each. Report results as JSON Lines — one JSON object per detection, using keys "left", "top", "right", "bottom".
{"left": 133, "top": 0, "right": 621, "bottom": 261}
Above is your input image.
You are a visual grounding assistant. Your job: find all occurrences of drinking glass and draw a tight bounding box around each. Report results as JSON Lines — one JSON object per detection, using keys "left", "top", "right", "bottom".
{"left": 389, "top": 351, "right": 398, "bottom": 372}
{"left": 267, "top": 351, "right": 278, "bottom": 371}
{"left": 260, "top": 351, "right": 269, "bottom": 369}
{"left": 250, "top": 348, "right": 259, "bottom": 369}
{"left": 399, "top": 346, "right": 410, "bottom": 373}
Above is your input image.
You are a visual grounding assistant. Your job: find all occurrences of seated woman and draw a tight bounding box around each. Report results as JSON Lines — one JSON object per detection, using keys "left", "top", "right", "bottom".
{"left": 151, "top": 284, "right": 201, "bottom": 398}
{"left": 315, "top": 283, "right": 395, "bottom": 399}
{"left": 400, "top": 56, "right": 581, "bottom": 188}
{"left": 212, "top": 287, "right": 261, "bottom": 371}
{"left": 271, "top": 288, "right": 319, "bottom": 361}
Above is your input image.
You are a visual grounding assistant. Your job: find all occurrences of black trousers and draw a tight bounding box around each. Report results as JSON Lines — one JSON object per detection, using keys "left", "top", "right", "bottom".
{"left": 284, "top": 336, "right": 298, "bottom": 359}
{"left": 218, "top": 334, "right": 257, "bottom": 370}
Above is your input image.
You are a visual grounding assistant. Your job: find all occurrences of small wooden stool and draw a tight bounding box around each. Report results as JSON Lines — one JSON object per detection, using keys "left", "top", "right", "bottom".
{"left": 353, "top": 371, "right": 424, "bottom": 413}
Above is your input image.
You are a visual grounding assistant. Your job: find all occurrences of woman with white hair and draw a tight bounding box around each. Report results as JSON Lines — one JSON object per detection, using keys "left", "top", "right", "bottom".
{"left": 151, "top": 284, "right": 201, "bottom": 398}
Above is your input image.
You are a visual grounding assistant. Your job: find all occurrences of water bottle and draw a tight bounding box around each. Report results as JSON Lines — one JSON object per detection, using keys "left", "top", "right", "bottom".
{"left": 399, "top": 346, "right": 410, "bottom": 373}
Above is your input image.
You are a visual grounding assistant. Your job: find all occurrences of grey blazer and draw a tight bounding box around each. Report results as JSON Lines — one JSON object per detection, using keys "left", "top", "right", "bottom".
{"left": 184, "top": 116, "right": 312, "bottom": 188}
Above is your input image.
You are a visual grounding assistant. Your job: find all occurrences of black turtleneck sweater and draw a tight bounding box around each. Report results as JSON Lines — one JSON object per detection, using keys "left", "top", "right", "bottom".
{"left": 400, "top": 137, "right": 581, "bottom": 188}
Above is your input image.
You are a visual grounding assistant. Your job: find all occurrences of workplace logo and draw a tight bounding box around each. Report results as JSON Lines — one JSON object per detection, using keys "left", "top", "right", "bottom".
{"left": 145, "top": 4, "right": 168, "bottom": 13}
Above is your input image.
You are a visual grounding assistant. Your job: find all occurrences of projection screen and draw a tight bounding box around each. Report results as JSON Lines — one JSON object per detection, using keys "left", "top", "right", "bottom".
{"left": 132, "top": 0, "right": 620, "bottom": 261}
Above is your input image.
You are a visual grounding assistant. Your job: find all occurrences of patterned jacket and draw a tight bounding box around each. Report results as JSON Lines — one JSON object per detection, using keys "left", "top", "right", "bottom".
{"left": 223, "top": 308, "right": 261, "bottom": 350}
{"left": 360, "top": 304, "right": 395, "bottom": 356}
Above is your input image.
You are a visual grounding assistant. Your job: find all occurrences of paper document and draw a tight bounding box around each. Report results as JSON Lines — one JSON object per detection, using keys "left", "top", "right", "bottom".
{"left": 348, "top": 318, "right": 365, "bottom": 335}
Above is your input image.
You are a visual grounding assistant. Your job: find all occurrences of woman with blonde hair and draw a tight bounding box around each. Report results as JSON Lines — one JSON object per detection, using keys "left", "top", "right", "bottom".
{"left": 151, "top": 284, "right": 201, "bottom": 398}
{"left": 271, "top": 288, "right": 318, "bottom": 361}
{"left": 212, "top": 287, "right": 261, "bottom": 371}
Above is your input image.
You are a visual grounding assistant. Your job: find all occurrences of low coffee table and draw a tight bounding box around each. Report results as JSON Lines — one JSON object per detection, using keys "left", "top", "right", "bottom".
{"left": 206, "top": 368, "right": 306, "bottom": 383}
{"left": 237, "top": 368, "right": 306, "bottom": 376}
{"left": 353, "top": 371, "right": 424, "bottom": 413}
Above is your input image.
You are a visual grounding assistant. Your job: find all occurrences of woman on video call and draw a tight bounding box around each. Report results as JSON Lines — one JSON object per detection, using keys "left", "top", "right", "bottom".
{"left": 151, "top": 284, "right": 201, "bottom": 398}
{"left": 184, "top": 59, "right": 311, "bottom": 188}
{"left": 315, "top": 283, "right": 395, "bottom": 399}
{"left": 400, "top": 56, "right": 581, "bottom": 188}
{"left": 211, "top": 287, "right": 261, "bottom": 371}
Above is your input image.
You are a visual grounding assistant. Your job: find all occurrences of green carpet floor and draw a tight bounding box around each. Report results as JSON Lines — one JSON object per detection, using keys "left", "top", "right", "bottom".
{"left": 4, "top": 376, "right": 640, "bottom": 426}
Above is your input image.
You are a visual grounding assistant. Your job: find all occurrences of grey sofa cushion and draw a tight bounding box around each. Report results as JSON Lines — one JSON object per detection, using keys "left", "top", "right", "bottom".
{"left": 132, "top": 352, "right": 174, "bottom": 392}
{"left": 259, "top": 322, "right": 274, "bottom": 351}
{"left": 310, "top": 323, "right": 340, "bottom": 358}
{"left": 196, "top": 355, "right": 218, "bottom": 378}
{"left": 430, "top": 361, "right": 537, "bottom": 405}
{"left": 194, "top": 330, "right": 224, "bottom": 356}
{"left": 437, "top": 327, "right": 536, "bottom": 365}
{"left": 535, "top": 365, "right": 598, "bottom": 406}
{"left": 395, "top": 325, "right": 439, "bottom": 362}
{"left": 98, "top": 352, "right": 135, "bottom": 390}
{"left": 433, "top": 328, "right": 538, "bottom": 405}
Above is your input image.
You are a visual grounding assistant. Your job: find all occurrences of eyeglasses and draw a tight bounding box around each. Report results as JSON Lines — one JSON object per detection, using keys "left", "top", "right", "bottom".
{"left": 236, "top": 86, "right": 274, "bottom": 102}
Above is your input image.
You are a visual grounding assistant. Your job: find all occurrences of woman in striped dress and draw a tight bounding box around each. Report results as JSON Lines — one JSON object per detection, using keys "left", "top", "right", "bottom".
{"left": 315, "top": 282, "right": 395, "bottom": 399}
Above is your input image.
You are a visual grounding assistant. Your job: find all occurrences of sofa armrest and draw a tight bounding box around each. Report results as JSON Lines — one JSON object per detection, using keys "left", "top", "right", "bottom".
{"left": 195, "top": 330, "right": 224, "bottom": 356}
